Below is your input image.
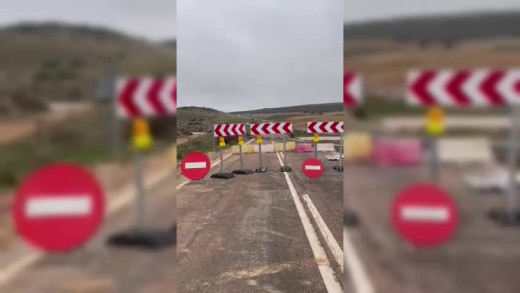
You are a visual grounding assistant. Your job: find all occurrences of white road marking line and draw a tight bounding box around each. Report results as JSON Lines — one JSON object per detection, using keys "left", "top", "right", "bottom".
{"left": 184, "top": 162, "right": 207, "bottom": 169}
{"left": 1, "top": 138, "right": 253, "bottom": 287}
{"left": 0, "top": 252, "right": 42, "bottom": 287}
{"left": 401, "top": 206, "right": 449, "bottom": 222}
{"left": 26, "top": 196, "right": 91, "bottom": 218}
{"left": 302, "top": 194, "right": 343, "bottom": 271}
{"left": 344, "top": 227, "right": 374, "bottom": 293}
{"left": 304, "top": 165, "right": 321, "bottom": 171}
{"left": 275, "top": 152, "right": 342, "bottom": 293}
{"left": 1, "top": 160, "right": 175, "bottom": 287}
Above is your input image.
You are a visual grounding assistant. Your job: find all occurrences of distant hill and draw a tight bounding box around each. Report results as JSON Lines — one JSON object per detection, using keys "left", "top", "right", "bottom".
{"left": 0, "top": 21, "right": 176, "bottom": 114}
{"left": 344, "top": 10, "right": 520, "bottom": 42}
{"left": 231, "top": 103, "right": 342, "bottom": 115}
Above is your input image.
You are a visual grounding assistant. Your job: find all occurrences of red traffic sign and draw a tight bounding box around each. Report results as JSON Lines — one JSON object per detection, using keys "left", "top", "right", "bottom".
{"left": 12, "top": 164, "right": 105, "bottom": 252}
{"left": 302, "top": 158, "right": 324, "bottom": 179}
{"left": 391, "top": 183, "right": 458, "bottom": 248}
{"left": 181, "top": 152, "right": 211, "bottom": 180}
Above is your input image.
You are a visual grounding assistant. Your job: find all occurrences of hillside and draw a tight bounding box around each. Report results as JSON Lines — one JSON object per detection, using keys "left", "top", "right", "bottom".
{"left": 231, "top": 103, "right": 342, "bottom": 115}
{"left": 0, "top": 21, "right": 176, "bottom": 114}
{"left": 344, "top": 11, "right": 520, "bottom": 102}
{"left": 344, "top": 10, "right": 520, "bottom": 42}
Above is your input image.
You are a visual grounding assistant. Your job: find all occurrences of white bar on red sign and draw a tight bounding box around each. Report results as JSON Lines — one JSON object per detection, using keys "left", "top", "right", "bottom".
{"left": 400, "top": 206, "right": 449, "bottom": 222}
{"left": 26, "top": 196, "right": 92, "bottom": 218}
{"left": 305, "top": 165, "right": 322, "bottom": 171}
{"left": 185, "top": 162, "right": 207, "bottom": 169}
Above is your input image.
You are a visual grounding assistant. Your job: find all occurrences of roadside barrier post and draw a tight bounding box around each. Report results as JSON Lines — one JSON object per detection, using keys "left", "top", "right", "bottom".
{"left": 334, "top": 133, "right": 344, "bottom": 172}
{"left": 506, "top": 107, "right": 520, "bottom": 223}
{"left": 426, "top": 107, "right": 444, "bottom": 183}
{"left": 210, "top": 127, "right": 236, "bottom": 179}
{"left": 314, "top": 133, "right": 319, "bottom": 159}
{"left": 255, "top": 135, "right": 266, "bottom": 173}
{"left": 107, "top": 77, "right": 177, "bottom": 249}
{"left": 232, "top": 135, "right": 254, "bottom": 175}
{"left": 280, "top": 135, "right": 292, "bottom": 172}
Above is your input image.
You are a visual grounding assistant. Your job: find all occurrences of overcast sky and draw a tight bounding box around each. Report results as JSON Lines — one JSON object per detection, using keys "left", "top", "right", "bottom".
{"left": 177, "top": 0, "right": 343, "bottom": 112}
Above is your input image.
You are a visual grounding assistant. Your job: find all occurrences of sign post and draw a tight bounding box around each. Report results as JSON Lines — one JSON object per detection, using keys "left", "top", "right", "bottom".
{"left": 255, "top": 135, "right": 266, "bottom": 173}
{"left": 505, "top": 107, "right": 520, "bottom": 223}
{"left": 212, "top": 123, "right": 249, "bottom": 178}
{"left": 314, "top": 134, "right": 319, "bottom": 159}
{"left": 251, "top": 122, "right": 293, "bottom": 172}
{"left": 407, "top": 69, "right": 520, "bottom": 226}
{"left": 108, "top": 77, "right": 177, "bottom": 249}
{"left": 426, "top": 107, "right": 444, "bottom": 183}
{"left": 232, "top": 136, "right": 254, "bottom": 175}
{"left": 334, "top": 133, "right": 344, "bottom": 172}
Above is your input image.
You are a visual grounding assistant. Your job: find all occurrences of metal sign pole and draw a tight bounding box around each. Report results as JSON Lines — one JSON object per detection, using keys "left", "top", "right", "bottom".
{"left": 110, "top": 68, "right": 120, "bottom": 158}
{"left": 339, "top": 133, "right": 344, "bottom": 169}
{"left": 134, "top": 151, "right": 146, "bottom": 231}
{"left": 219, "top": 147, "right": 224, "bottom": 173}
{"left": 431, "top": 137, "right": 439, "bottom": 183}
{"left": 315, "top": 140, "right": 318, "bottom": 159}
{"left": 259, "top": 142, "right": 263, "bottom": 167}
{"left": 283, "top": 135, "right": 288, "bottom": 166}
{"left": 212, "top": 122, "right": 215, "bottom": 151}
{"left": 239, "top": 144, "right": 244, "bottom": 169}
{"left": 507, "top": 107, "right": 519, "bottom": 222}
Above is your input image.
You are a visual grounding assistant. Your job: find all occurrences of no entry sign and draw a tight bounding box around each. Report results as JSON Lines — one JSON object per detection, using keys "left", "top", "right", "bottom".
{"left": 391, "top": 183, "right": 458, "bottom": 248}
{"left": 302, "top": 158, "right": 324, "bottom": 179}
{"left": 181, "top": 152, "right": 211, "bottom": 180}
{"left": 12, "top": 164, "right": 105, "bottom": 252}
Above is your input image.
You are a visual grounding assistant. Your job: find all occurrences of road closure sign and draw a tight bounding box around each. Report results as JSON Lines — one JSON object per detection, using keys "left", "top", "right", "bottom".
{"left": 181, "top": 152, "right": 211, "bottom": 180}
{"left": 12, "top": 164, "right": 105, "bottom": 252}
{"left": 391, "top": 183, "right": 458, "bottom": 248}
{"left": 302, "top": 158, "right": 324, "bottom": 179}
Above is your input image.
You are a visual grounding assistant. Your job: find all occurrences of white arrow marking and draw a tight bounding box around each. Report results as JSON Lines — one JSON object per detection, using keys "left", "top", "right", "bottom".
{"left": 185, "top": 162, "right": 207, "bottom": 169}
{"left": 400, "top": 206, "right": 449, "bottom": 222}
{"left": 160, "top": 78, "right": 177, "bottom": 113}
{"left": 305, "top": 165, "right": 322, "bottom": 171}
{"left": 26, "top": 196, "right": 92, "bottom": 218}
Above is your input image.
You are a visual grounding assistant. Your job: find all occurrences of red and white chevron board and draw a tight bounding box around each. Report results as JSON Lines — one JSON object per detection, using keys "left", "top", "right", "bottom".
{"left": 250, "top": 123, "right": 293, "bottom": 135}
{"left": 213, "top": 124, "right": 246, "bottom": 137}
{"left": 344, "top": 72, "right": 363, "bottom": 107}
{"left": 116, "top": 77, "right": 177, "bottom": 118}
{"left": 407, "top": 70, "right": 520, "bottom": 107}
{"left": 307, "top": 121, "right": 344, "bottom": 134}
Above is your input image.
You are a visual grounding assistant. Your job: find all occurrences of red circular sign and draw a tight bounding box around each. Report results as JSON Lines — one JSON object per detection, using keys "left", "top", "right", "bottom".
{"left": 302, "top": 158, "right": 324, "bottom": 179}
{"left": 181, "top": 152, "right": 211, "bottom": 180}
{"left": 391, "top": 183, "right": 458, "bottom": 248}
{"left": 12, "top": 164, "right": 105, "bottom": 252}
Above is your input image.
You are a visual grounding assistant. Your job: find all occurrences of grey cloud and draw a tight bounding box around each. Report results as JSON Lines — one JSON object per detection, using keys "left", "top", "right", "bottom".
{"left": 177, "top": 0, "right": 343, "bottom": 112}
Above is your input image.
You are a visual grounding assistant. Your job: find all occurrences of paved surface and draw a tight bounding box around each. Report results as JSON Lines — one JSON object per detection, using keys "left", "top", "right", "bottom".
{"left": 177, "top": 139, "right": 343, "bottom": 293}
{"left": 1, "top": 174, "right": 177, "bottom": 293}
{"left": 345, "top": 162, "right": 520, "bottom": 293}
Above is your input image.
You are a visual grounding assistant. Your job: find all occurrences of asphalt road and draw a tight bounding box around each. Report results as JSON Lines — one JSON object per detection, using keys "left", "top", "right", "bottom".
{"left": 177, "top": 140, "right": 343, "bottom": 293}
{"left": 344, "top": 162, "right": 520, "bottom": 293}
{"left": 1, "top": 140, "right": 344, "bottom": 293}
{"left": 1, "top": 172, "right": 177, "bottom": 293}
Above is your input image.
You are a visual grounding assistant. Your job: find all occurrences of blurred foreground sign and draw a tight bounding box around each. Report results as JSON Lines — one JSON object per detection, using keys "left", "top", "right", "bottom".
{"left": 391, "top": 183, "right": 458, "bottom": 248}
{"left": 12, "top": 164, "right": 105, "bottom": 252}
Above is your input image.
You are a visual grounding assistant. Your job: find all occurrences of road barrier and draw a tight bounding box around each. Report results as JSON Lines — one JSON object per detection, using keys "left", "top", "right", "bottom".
{"left": 212, "top": 123, "right": 252, "bottom": 178}
{"left": 406, "top": 69, "right": 520, "bottom": 226}
{"left": 108, "top": 76, "right": 177, "bottom": 249}
{"left": 307, "top": 122, "right": 344, "bottom": 172}
{"left": 251, "top": 123, "right": 293, "bottom": 172}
